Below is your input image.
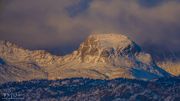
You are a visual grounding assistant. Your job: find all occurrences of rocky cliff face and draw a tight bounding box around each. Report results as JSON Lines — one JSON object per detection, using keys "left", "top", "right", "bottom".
{"left": 0, "top": 33, "right": 171, "bottom": 84}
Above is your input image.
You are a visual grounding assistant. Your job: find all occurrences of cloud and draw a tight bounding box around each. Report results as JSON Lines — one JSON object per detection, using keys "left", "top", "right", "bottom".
{"left": 0, "top": 0, "right": 83, "bottom": 48}
{"left": 0, "top": 0, "right": 180, "bottom": 58}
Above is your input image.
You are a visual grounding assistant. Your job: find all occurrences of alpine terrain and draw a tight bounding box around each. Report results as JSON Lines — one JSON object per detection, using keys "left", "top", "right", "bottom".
{"left": 0, "top": 33, "right": 171, "bottom": 84}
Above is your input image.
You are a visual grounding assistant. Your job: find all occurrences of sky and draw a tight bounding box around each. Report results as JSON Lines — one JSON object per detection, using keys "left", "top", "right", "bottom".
{"left": 0, "top": 0, "right": 180, "bottom": 60}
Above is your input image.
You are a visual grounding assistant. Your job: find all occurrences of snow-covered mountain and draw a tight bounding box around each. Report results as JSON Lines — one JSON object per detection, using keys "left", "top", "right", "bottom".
{"left": 158, "top": 61, "right": 180, "bottom": 76}
{"left": 0, "top": 33, "right": 171, "bottom": 84}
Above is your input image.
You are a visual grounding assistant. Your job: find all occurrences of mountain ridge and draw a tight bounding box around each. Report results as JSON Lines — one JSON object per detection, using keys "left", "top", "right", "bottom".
{"left": 0, "top": 33, "right": 171, "bottom": 84}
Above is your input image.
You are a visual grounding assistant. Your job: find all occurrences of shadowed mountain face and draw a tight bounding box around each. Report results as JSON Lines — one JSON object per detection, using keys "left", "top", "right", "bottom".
{"left": 0, "top": 77, "right": 179, "bottom": 101}
{"left": 0, "top": 33, "right": 171, "bottom": 84}
{"left": 0, "top": 58, "right": 5, "bottom": 65}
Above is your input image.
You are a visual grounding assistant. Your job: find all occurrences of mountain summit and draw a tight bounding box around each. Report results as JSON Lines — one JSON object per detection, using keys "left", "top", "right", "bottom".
{"left": 0, "top": 33, "right": 170, "bottom": 83}
{"left": 72, "top": 34, "right": 141, "bottom": 64}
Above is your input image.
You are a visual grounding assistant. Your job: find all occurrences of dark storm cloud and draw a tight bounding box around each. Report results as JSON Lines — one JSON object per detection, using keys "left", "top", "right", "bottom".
{"left": 0, "top": 0, "right": 180, "bottom": 58}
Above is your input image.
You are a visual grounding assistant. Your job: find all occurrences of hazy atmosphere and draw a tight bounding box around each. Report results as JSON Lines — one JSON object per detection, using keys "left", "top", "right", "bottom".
{"left": 0, "top": 0, "right": 180, "bottom": 60}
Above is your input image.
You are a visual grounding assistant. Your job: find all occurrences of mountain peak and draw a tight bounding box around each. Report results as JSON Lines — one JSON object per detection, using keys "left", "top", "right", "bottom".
{"left": 88, "top": 33, "right": 129, "bottom": 40}
{"left": 58, "top": 33, "right": 170, "bottom": 80}
{"left": 72, "top": 33, "right": 141, "bottom": 64}
{"left": 86, "top": 33, "right": 132, "bottom": 49}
